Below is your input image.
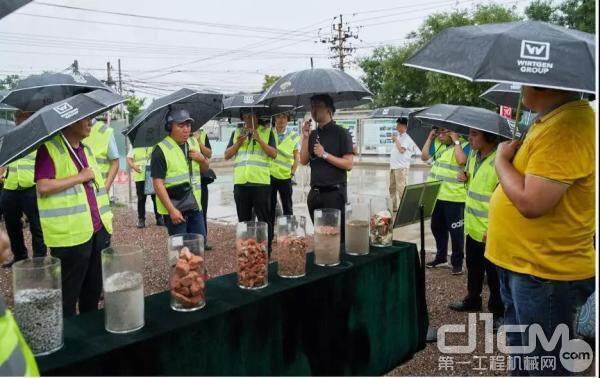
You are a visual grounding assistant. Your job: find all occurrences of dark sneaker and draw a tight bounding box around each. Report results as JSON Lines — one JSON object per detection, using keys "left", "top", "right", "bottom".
{"left": 156, "top": 216, "right": 165, "bottom": 227}
{"left": 426, "top": 259, "right": 448, "bottom": 268}
{"left": 451, "top": 265, "right": 464, "bottom": 275}
{"left": 204, "top": 243, "right": 213, "bottom": 251}
{"left": 136, "top": 219, "right": 145, "bottom": 229}
{"left": 449, "top": 299, "right": 482, "bottom": 312}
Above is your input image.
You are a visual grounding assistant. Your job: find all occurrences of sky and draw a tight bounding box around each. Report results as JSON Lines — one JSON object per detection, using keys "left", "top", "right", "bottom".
{"left": 0, "top": 0, "right": 529, "bottom": 100}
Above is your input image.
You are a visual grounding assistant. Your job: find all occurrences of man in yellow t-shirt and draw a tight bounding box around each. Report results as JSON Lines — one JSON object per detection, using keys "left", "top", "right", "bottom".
{"left": 486, "top": 87, "right": 595, "bottom": 376}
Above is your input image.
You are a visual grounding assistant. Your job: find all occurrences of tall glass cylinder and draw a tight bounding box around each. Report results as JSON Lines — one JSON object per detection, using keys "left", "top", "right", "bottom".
{"left": 345, "top": 202, "right": 370, "bottom": 255}
{"left": 101, "top": 246, "right": 144, "bottom": 334}
{"left": 314, "top": 208, "right": 341, "bottom": 266}
{"left": 236, "top": 221, "right": 269, "bottom": 289}
{"left": 370, "top": 197, "right": 394, "bottom": 247}
{"left": 12, "top": 257, "right": 63, "bottom": 356}
{"left": 274, "top": 215, "right": 308, "bottom": 278}
{"left": 168, "top": 233, "right": 206, "bottom": 312}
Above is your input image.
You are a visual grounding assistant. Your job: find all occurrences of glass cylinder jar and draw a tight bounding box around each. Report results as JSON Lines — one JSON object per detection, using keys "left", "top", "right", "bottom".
{"left": 274, "top": 215, "right": 308, "bottom": 278}
{"left": 345, "top": 202, "right": 370, "bottom": 255}
{"left": 370, "top": 197, "right": 394, "bottom": 247}
{"left": 314, "top": 208, "right": 341, "bottom": 266}
{"left": 168, "top": 233, "right": 206, "bottom": 312}
{"left": 101, "top": 246, "right": 145, "bottom": 334}
{"left": 12, "top": 257, "right": 63, "bottom": 356}
{"left": 236, "top": 221, "right": 269, "bottom": 289}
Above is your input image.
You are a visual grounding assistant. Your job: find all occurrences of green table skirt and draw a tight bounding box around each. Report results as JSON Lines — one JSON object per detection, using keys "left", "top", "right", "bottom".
{"left": 37, "top": 241, "right": 427, "bottom": 376}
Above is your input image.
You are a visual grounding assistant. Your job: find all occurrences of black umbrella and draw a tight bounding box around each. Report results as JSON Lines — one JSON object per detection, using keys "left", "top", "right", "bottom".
{"left": 1, "top": 71, "right": 113, "bottom": 112}
{"left": 405, "top": 21, "right": 595, "bottom": 94}
{"left": 480, "top": 83, "right": 525, "bottom": 109}
{"left": 369, "top": 106, "right": 414, "bottom": 119}
{"left": 123, "top": 88, "right": 223, "bottom": 148}
{"left": 257, "top": 68, "right": 372, "bottom": 108}
{"left": 0, "top": 90, "right": 124, "bottom": 167}
{"left": 215, "top": 93, "right": 292, "bottom": 119}
{"left": 412, "top": 104, "right": 513, "bottom": 140}
{"left": 0, "top": 0, "right": 32, "bottom": 19}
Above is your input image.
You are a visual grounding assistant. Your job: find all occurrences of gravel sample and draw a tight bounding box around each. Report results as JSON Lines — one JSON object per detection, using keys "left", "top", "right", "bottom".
{"left": 370, "top": 211, "right": 393, "bottom": 247}
{"left": 13, "top": 288, "right": 63, "bottom": 355}
{"left": 274, "top": 235, "right": 308, "bottom": 278}
{"left": 314, "top": 226, "right": 341, "bottom": 266}
{"left": 236, "top": 238, "right": 268, "bottom": 289}
{"left": 170, "top": 247, "right": 206, "bottom": 311}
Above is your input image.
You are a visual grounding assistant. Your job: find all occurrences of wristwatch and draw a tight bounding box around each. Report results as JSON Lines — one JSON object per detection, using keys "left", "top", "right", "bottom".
{"left": 454, "top": 140, "right": 460, "bottom": 146}
{"left": 322, "top": 152, "right": 329, "bottom": 159}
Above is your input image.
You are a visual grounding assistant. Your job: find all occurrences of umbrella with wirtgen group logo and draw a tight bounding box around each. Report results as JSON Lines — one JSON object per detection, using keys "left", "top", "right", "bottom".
{"left": 0, "top": 71, "right": 113, "bottom": 112}
{"left": 0, "top": 89, "right": 124, "bottom": 167}
{"left": 404, "top": 21, "right": 595, "bottom": 94}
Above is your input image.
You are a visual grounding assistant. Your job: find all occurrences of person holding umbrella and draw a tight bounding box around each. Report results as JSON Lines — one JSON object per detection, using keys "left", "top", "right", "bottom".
{"left": 0, "top": 110, "right": 47, "bottom": 268}
{"left": 269, "top": 112, "right": 300, "bottom": 226}
{"left": 126, "top": 145, "right": 162, "bottom": 228}
{"left": 299, "top": 94, "right": 354, "bottom": 240}
{"left": 83, "top": 113, "right": 120, "bottom": 190}
{"left": 224, "top": 109, "right": 277, "bottom": 239}
{"left": 151, "top": 109, "right": 208, "bottom": 237}
{"left": 34, "top": 117, "right": 114, "bottom": 317}
{"left": 449, "top": 128, "right": 503, "bottom": 328}
{"left": 421, "top": 127, "right": 469, "bottom": 274}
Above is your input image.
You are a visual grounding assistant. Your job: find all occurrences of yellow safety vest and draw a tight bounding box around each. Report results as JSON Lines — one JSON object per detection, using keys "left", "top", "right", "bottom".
{"left": 131, "top": 147, "right": 153, "bottom": 182}
{"left": 197, "top": 129, "right": 207, "bottom": 146}
{"left": 233, "top": 126, "right": 273, "bottom": 185}
{"left": 3, "top": 151, "right": 37, "bottom": 190}
{"left": 0, "top": 300, "right": 39, "bottom": 377}
{"left": 270, "top": 129, "right": 300, "bottom": 180}
{"left": 464, "top": 150, "right": 498, "bottom": 243}
{"left": 427, "top": 139, "right": 468, "bottom": 202}
{"left": 37, "top": 135, "right": 113, "bottom": 247}
{"left": 82, "top": 121, "right": 114, "bottom": 181}
{"left": 154, "top": 136, "right": 202, "bottom": 215}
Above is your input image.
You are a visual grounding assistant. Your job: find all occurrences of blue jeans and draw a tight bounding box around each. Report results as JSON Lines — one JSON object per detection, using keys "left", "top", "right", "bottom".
{"left": 165, "top": 209, "right": 206, "bottom": 239}
{"left": 497, "top": 267, "right": 594, "bottom": 376}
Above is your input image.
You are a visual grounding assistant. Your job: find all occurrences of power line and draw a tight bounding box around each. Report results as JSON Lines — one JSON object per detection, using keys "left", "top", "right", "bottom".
{"left": 318, "top": 15, "right": 360, "bottom": 70}
{"left": 14, "top": 12, "right": 316, "bottom": 42}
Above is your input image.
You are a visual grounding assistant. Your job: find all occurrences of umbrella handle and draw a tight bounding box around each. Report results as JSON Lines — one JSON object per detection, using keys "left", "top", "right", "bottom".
{"left": 513, "top": 89, "right": 524, "bottom": 139}
{"left": 60, "top": 132, "right": 100, "bottom": 192}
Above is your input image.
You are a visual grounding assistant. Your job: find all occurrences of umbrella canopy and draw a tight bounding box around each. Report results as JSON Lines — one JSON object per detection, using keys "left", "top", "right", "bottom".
{"left": 480, "top": 83, "right": 525, "bottom": 108}
{"left": 0, "top": 0, "right": 32, "bottom": 19}
{"left": 1, "top": 71, "right": 113, "bottom": 112}
{"left": 412, "top": 104, "right": 513, "bottom": 140}
{"left": 0, "top": 118, "right": 16, "bottom": 136}
{"left": 0, "top": 90, "right": 124, "bottom": 167}
{"left": 257, "top": 68, "right": 372, "bottom": 108}
{"left": 369, "top": 106, "right": 414, "bottom": 119}
{"left": 123, "top": 88, "right": 223, "bottom": 148}
{"left": 215, "top": 93, "right": 291, "bottom": 119}
{"left": 404, "top": 21, "right": 595, "bottom": 94}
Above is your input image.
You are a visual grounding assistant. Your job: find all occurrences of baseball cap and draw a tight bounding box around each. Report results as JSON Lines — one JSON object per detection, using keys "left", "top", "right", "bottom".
{"left": 166, "top": 109, "right": 194, "bottom": 124}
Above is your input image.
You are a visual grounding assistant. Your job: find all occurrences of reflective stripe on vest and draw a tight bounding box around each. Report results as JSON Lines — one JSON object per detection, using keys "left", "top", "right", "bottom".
{"left": 154, "top": 136, "right": 202, "bottom": 215}
{"left": 3, "top": 152, "right": 37, "bottom": 190}
{"left": 132, "top": 147, "right": 152, "bottom": 182}
{"left": 233, "top": 127, "right": 273, "bottom": 185}
{"left": 82, "top": 121, "right": 113, "bottom": 179}
{"left": 270, "top": 130, "right": 299, "bottom": 180}
{"left": 464, "top": 150, "right": 498, "bottom": 242}
{"left": 37, "top": 134, "right": 113, "bottom": 247}
{"left": 0, "top": 302, "right": 39, "bottom": 377}
{"left": 427, "top": 139, "right": 468, "bottom": 202}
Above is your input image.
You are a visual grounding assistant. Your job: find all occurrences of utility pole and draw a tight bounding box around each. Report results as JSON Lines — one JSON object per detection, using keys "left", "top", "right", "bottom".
{"left": 318, "top": 14, "right": 360, "bottom": 71}
{"left": 118, "top": 59, "right": 132, "bottom": 204}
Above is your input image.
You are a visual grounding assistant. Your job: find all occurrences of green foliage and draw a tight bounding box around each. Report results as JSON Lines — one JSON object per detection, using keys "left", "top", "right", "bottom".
{"left": 359, "top": 3, "right": 522, "bottom": 109}
{"left": 125, "top": 95, "right": 146, "bottom": 124}
{"left": 262, "top": 74, "right": 281, "bottom": 91}
{"left": 0, "top": 74, "right": 21, "bottom": 90}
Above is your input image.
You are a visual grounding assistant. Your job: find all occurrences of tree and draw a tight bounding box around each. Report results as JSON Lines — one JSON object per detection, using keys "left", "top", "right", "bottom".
{"left": 359, "top": 3, "right": 521, "bottom": 108}
{"left": 261, "top": 74, "right": 281, "bottom": 91}
{"left": 125, "top": 95, "right": 145, "bottom": 124}
{"left": 525, "top": 0, "right": 595, "bottom": 33}
{"left": 0, "top": 74, "right": 20, "bottom": 90}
